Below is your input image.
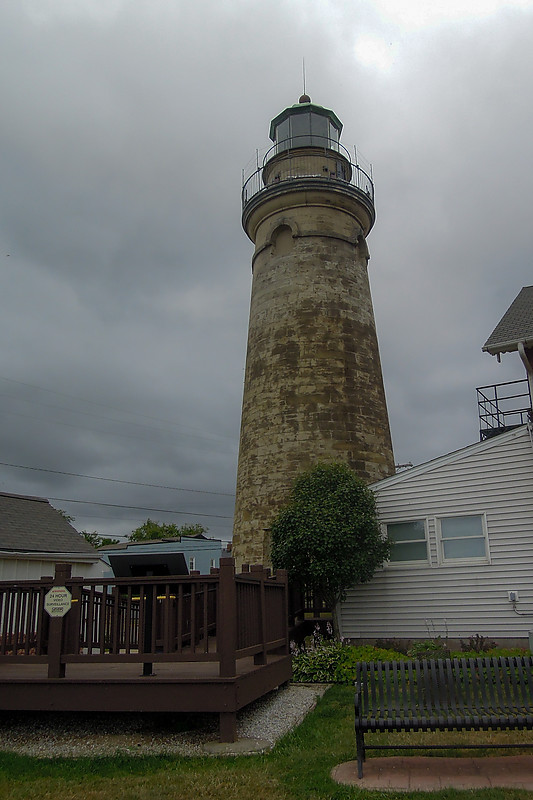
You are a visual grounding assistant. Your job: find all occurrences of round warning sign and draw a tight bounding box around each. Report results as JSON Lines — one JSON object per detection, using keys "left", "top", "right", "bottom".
{"left": 44, "top": 586, "right": 72, "bottom": 617}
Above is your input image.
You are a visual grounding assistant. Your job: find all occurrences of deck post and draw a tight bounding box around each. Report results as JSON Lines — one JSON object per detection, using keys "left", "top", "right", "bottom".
{"left": 142, "top": 583, "right": 155, "bottom": 676}
{"left": 65, "top": 579, "right": 82, "bottom": 656}
{"left": 276, "top": 568, "right": 290, "bottom": 655}
{"left": 251, "top": 565, "right": 267, "bottom": 666}
{"left": 218, "top": 558, "right": 237, "bottom": 679}
{"left": 219, "top": 710, "right": 237, "bottom": 743}
{"left": 47, "top": 563, "right": 72, "bottom": 679}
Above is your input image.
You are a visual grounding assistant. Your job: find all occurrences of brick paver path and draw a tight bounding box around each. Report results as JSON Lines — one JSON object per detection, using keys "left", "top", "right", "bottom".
{"left": 332, "top": 755, "right": 533, "bottom": 791}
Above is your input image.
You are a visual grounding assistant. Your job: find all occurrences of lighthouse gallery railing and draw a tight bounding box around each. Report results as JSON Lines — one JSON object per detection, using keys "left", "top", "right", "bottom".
{"left": 242, "top": 136, "right": 374, "bottom": 208}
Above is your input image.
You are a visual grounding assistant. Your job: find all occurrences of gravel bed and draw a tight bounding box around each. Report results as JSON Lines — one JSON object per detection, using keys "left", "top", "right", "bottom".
{"left": 0, "top": 685, "right": 328, "bottom": 759}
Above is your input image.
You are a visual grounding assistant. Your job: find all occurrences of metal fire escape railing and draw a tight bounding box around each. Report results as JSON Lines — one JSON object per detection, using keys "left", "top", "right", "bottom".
{"left": 477, "top": 379, "right": 532, "bottom": 440}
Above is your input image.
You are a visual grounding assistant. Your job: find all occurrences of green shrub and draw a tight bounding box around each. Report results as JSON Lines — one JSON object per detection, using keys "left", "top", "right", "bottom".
{"left": 291, "top": 641, "right": 408, "bottom": 683}
{"left": 291, "top": 639, "right": 346, "bottom": 683}
{"left": 408, "top": 636, "right": 449, "bottom": 660}
{"left": 334, "top": 646, "right": 407, "bottom": 684}
{"left": 342, "top": 644, "right": 408, "bottom": 662}
{"left": 459, "top": 634, "right": 497, "bottom": 653}
{"left": 290, "top": 634, "right": 532, "bottom": 684}
{"left": 374, "top": 637, "right": 410, "bottom": 655}
{"left": 453, "top": 646, "right": 531, "bottom": 659}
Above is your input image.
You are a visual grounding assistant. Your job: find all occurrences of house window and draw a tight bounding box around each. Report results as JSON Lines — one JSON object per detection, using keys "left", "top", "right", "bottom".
{"left": 387, "top": 520, "right": 428, "bottom": 563}
{"left": 437, "top": 515, "right": 488, "bottom": 562}
{"left": 210, "top": 558, "right": 216, "bottom": 569}
{"left": 189, "top": 557, "right": 196, "bottom": 572}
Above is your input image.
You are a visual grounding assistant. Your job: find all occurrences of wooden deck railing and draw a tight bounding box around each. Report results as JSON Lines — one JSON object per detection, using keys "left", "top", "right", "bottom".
{"left": 0, "top": 558, "right": 289, "bottom": 679}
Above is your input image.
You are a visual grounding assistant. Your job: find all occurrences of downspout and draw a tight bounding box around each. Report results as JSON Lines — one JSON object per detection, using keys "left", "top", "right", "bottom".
{"left": 518, "top": 342, "right": 533, "bottom": 445}
{"left": 511, "top": 343, "right": 533, "bottom": 639}
{"left": 517, "top": 341, "right": 533, "bottom": 389}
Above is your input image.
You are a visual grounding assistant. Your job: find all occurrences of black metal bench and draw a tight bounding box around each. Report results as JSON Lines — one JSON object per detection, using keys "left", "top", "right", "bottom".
{"left": 354, "top": 656, "right": 533, "bottom": 778}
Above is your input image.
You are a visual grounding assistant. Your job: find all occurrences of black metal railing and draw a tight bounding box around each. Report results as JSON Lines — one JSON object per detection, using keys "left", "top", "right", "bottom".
{"left": 477, "top": 379, "right": 532, "bottom": 439}
{"left": 242, "top": 136, "right": 374, "bottom": 209}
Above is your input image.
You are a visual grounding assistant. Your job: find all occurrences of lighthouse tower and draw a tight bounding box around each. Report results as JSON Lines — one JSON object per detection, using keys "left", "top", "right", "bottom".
{"left": 233, "top": 96, "right": 395, "bottom": 566}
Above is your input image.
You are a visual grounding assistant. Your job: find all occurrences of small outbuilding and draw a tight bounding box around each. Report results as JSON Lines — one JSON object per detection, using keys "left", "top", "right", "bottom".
{"left": 0, "top": 491, "right": 100, "bottom": 580}
{"left": 98, "top": 534, "right": 225, "bottom": 578}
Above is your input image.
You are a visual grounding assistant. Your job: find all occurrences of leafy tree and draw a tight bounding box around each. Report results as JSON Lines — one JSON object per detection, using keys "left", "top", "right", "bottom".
{"left": 81, "top": 531, "right": 120, "bottom": 548}
{"left": 57, "top": 511, "right": 119, "bottom": 548}
{"left": 56, "top": 508, "right": 75, "bottom": 523}
{"left": 270, "top": 462, "right": 390, "bottom": 620}
{"left": 129, "top": 518, "right": 208, "bottom": 542}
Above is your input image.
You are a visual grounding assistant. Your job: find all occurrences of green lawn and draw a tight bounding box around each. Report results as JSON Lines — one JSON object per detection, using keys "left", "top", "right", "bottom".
{"left": 1, "top": 685, "right": 533, "bottom": 800}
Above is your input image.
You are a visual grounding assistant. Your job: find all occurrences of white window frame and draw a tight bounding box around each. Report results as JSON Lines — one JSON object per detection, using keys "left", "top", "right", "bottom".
{"left": 385, "top": 519, "right": 430, "bottom": 567}
{"left": 436, "top": 513, "right": 490, "bottom": 565}
{"left": 188, "top": 556, "right": 196, "bottom": 573}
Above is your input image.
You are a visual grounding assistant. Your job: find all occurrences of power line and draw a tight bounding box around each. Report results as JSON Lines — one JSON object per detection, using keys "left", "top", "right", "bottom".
{"left": 0, "top": 374, "right": 236, "bottom": 444}
{"left": 48, "top": 497, "right": 233, "bottom": 520}
{"left": 75, "top": 510, "right": 233, "bottom": 533}
{"left": 0, "top": 460, "right": 235, "bottom": 497}
{"left": 59, "top": 509, "right": 233, "bottom": 534}
{"left": 0, "top": 391, "right": 234, "bottom": 446}
{"left": 1, "top": 406, "right": 235, "bottom": 451}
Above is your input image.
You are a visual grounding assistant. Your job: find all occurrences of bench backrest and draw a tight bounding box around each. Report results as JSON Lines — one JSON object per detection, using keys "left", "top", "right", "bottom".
{"left": 356, "top": 656, "right": 533, "bottom": 718}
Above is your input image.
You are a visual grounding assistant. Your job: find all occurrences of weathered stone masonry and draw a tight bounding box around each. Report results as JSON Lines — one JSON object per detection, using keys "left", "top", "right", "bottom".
{"left": 233, "top": 98, "right": 395, "bottom": 567}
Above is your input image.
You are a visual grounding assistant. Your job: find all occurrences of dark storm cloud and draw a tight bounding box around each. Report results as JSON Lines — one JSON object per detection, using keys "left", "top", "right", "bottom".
{"left": 358, "top": 12, "right": 533, "bottom": 464}
{"left": 1, "top": 0, "right": 532, "bottom": 539}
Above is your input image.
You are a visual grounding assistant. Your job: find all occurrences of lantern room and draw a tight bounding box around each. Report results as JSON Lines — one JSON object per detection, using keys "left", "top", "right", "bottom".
{"left": 268, "top": 94, "right": 342, "bottom": 155}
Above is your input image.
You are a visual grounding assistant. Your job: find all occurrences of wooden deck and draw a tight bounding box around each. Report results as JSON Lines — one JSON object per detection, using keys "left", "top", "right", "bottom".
{"left": 0, "top": 559, "right": 292, "bottom": 741}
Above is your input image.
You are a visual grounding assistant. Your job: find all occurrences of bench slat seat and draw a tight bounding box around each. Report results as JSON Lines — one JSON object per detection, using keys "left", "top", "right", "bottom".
{"left": 354, "top": 656, "right": 533, "bottom": 778}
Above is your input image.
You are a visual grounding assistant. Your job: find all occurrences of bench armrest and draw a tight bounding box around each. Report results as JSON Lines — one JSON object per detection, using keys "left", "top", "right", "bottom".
{"left": 354, "top": 682, "right": 362, "bottom": 723}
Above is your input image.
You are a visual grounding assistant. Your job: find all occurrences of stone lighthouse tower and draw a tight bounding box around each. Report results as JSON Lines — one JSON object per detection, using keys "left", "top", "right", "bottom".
{"left": 233, "top": 96, "right": 395, "bottom": 566}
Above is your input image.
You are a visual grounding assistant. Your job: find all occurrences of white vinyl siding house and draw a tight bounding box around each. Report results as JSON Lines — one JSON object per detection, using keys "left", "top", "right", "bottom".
{"left": 338, "top": 424, "right": 533, "bottom": 644}
{"left": 0, "top": 554, "right": 103, "bottom": 581}
{"left": 0, "top": 492, "right": 102, "bottom": 580}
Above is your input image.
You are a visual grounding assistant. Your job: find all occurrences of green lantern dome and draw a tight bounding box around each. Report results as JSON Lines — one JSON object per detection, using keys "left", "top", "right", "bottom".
{"left": 268, "top": 95, "right": 343, "bottom": 153}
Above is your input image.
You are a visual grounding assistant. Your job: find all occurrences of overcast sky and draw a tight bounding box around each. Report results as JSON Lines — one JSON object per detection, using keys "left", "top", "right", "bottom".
{"left": 1, "top": 0, "right": 532, "bottom": 543}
